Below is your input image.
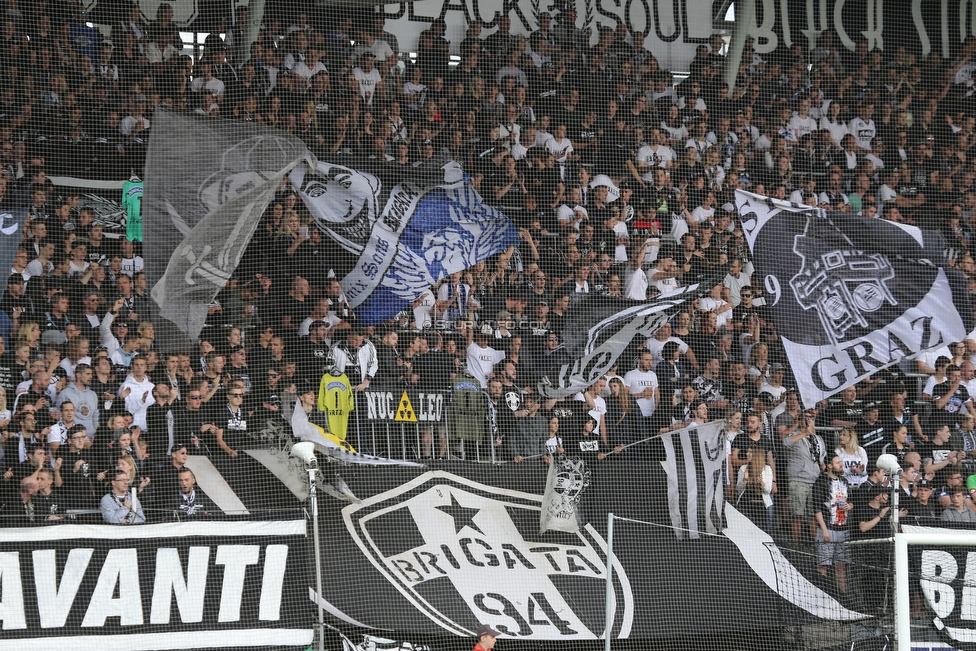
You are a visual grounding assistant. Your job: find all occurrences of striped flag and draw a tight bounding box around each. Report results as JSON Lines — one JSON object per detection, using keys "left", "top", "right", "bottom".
{"left": 660, "top": 420, "right": 727, "bottom": 540}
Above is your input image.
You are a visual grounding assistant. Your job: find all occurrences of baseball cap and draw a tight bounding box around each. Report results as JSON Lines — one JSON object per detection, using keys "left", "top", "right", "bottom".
{"left": 916, "top": 478, "right": 933, "bottom": 488}
{"left": 864, "top": 401, "right": 879, "bottom": 410}
{"left": 496, "top": 310, "right": 512, "bottom": 321}
{"left": 770, "top": 363, "right": 784, "bottom": 372}
{"left": 477, "top": 625, "right": 501, "bottom": 638}
{"left": 757, "top": 392, "right": 777, "bottom": 407}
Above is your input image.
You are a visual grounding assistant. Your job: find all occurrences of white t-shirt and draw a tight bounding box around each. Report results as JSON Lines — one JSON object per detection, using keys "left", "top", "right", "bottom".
{"left": 298, "top": 313, "right": 342, "bottom": 337}
{"left": 466, "top": 342, "right": 505, "bottom": 387}
{"left": 848, "top": 116, "right": 877, "bottom": 150}
{"left": 412, "top": 289, "right": 436, "bottom": 331}
{"left": 623, "top": 266, "right": 648, "bottom": 301}
{"left": 120, "top": 255, "right": 144, "bottom": 277}
{"left": 635, "top": 144, "right": 674, "bottom": 180}
{"left": 699, "top": 296, "right": 732, "bottom": 329}
{"left": 723, "top": 272, "right": 751, "bottom": 306}
{"left": 691, "top": 205, "right": 715, "bottom": 224}
{"left": 878, "top": 184, "right": 898, "bottom": 203}
{"left": 353, "top": 67, "right": 382, "bottom": 104}
{"left": 547, "top": 137, "right": 574, "bottom": 162}
{"left": 613, "top": 221, "right": 629, "bottom": 262}
{"left": 556, "top": 204, "right": 587, "bottom": 230}
{"left": 575, "top": 392, "right": 607, "bottom": 437}
{"left": 916, "top": 345, "right": 953, "bottom": 374}
{"left": 646, "top": 336, "right": 689, "bottom": 364}
{"left": 788, "top": 114, "right": 818, "bottom": 140}
{"left": 653, "top": 272, "right": 679, "bottom": 296}
{"left": 623, "top": 368, "right": 659, "bottom": 417}
{"left": 119, "top": 116, "right": 151, "bottom": 137}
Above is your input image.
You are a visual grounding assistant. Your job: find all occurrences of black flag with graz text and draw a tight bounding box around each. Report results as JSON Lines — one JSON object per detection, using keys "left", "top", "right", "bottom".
{"left": 735, "top": 190, "right": 974, "bottom": 408}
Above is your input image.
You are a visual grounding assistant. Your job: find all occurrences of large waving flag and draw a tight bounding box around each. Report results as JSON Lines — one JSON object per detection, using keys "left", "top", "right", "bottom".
{"left": 288, "top": 161, "right": 519, "bottom": 325}
{"left": 734, "top": 190, "right": 974, "bottom": 407}
{"left": 537, "top": 285, "right": 706, "bottom": 399}
{"left": 143, "top": 111, "right": 518, "bottom": 347}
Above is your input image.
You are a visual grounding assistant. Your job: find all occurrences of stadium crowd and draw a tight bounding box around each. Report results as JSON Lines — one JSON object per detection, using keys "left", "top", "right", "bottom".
{"left": 0, "top": 1, "right": 974, "bottom": 578}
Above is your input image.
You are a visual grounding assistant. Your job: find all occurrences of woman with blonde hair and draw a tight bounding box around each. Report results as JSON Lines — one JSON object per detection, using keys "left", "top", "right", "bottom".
{"left": 116, "top": 454, "right": 151, "bottom": 493}
{"left": 17, "top": 321, "right": 41, "bottom": 354}
{"left": 60, "top": 337, "right": 91, "bottom": 380}
{"left": 836, "top": 427, "right": 869, "bottom": 486}
{"left": 737, "top": 449, "right": 774, "bottom": 532}
{"left": 136, "top": 322, "right": 155, "bottom": 351}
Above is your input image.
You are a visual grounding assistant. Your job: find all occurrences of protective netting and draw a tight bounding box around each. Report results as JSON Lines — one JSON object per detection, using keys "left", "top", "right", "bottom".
{"left": 5, "top": 1, "right": 976, "bottom": 650}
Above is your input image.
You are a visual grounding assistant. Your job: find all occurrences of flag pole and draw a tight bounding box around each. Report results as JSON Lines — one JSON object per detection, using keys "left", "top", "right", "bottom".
{"left": 604, "top": 512, "right": 615, "bottom": 651}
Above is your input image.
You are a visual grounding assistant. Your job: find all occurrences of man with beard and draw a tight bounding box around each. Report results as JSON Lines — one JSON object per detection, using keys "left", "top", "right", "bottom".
{"left": 623, "top": 351, "right": 660, "bottom": 419}
{"left": 171, "top": 467, "right": 217, "bottom": 518}
{"left": 3, "top": 411, "right": 51, "bottom": 464}
{"left": 145, "top": 382, "right": 185, "bottom": 459}
{"left": 724, "top": 360, "right": 756, "bottom": 414}
{"left": 56, "top": 363, "right": 99, "bottom": 439}
{"left": 813, "top": 455, "right": 853, "bottom": 595}
{"left": 693, "top": 355, "right": 728, "bottom": 414}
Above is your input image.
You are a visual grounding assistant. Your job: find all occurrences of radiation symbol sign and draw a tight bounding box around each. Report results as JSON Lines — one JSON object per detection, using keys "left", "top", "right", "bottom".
{"left": 395, "top": 391, "right": 418, "bottom": 422}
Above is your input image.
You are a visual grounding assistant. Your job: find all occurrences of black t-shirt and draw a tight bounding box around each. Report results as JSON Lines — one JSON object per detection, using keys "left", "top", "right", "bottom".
{"left": 731, "top": 432, "right": 772, "bottom": 463}
{"left": 812, "top": 473, "right": 852, "bottom": 530}
{"left": 0, "top": 352, "right": 17, "bottom": 394}
{"left": 907, "top": 496, "right": 941, "bottom": 520}
{"left": 857, "top": 418, "right": 887, "bottom": 454}
{"left": 559, "top": 424, "right": 605, "bottom": 458}
{"left": 853, "top": 500, "right": 890, "bottom": 539}
{"left": 279, "top": 296, "right": 311, "bottom": 339}
{"left": 732, "top": 303, "right": 771, "bottom": 330}
{"left": 825, "top": 401, "right": 862, "bottom": 427}
{"left": 725, "top": 377, "right": 757, "bottom": 414}
{"left": 932, "top": 381, "right": 971, "bottom": 414}
{"left": 917, "top": 439, "right": 954, "bottom": 467}
{"left": 413, "top": 350, "right": 455, "bottom": 392}
{"left": 182, "top": 405, "right": 216, "bottom": 441}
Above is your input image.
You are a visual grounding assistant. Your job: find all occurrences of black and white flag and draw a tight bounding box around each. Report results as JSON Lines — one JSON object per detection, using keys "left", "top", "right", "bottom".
{"left": 143, "top": 111, "right": 313, "bottom": 347}
{"left": 143, "top": 110, "right": 518, "bottom": 348}
{"left": 538, "top": 288, "right": 701, "bottom": 399}
{"left": 735, "top": 190, "right": 974, "bottom": 408}
{"left": 660, "top": 420, "right": 727, "bottom": 540}
{"left": 539, "top": 456, "right": 590, "bottom": 534}
{"left": 0, "top": 206, "right": 26, "bottom": 296}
